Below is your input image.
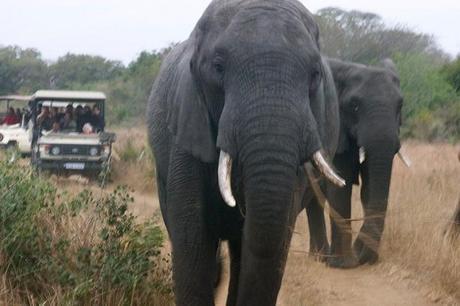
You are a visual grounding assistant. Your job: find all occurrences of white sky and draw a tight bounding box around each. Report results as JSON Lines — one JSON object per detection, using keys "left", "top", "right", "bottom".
{"left": 1, "top": 0, "right": 459, "bottom": 64}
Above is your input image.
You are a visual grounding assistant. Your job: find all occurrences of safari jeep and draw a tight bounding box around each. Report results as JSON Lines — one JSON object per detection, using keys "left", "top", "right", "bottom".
{"left": 30, "top": 90, "right": 115, "bottom": 175}
{"left": 0, "top": 95, "right": 33, "bottom": 154}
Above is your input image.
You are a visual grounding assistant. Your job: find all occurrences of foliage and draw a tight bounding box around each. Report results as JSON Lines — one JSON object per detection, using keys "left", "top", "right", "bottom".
{"left": 315, "top": 7, "right": 448, "bottom": 64}
{"left": 49, "top": 54, "right": 124, "bottom": 89}
{"left": 0, "top": 156, "right": 171, "bottom": 305}
{"left": 393, "top": 52, "right": 460, "bottom": 140}
{"left": 0, "top": 46, "right": 49, "bottom": 95}
{"left": 441, "top": 56, "right": 460, "bottom": 93}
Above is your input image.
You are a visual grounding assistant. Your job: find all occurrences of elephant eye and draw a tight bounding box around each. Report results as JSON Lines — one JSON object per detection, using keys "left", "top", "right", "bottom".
{"left": 309, "top": 69, "right": 321, "bottom": 95}
{"left": 214, "top": 62, "right": 225, "bottom": 74}
{"left": 350, "top": 99, "right": 360, "bottom": 112}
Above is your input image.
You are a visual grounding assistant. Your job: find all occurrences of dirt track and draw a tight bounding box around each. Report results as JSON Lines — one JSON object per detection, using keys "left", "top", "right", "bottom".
{"left": 213, "top": 211, "right": 441, "bottom": 306}
{"left": 63, "top": 181, "right": 449, "bottom": 306}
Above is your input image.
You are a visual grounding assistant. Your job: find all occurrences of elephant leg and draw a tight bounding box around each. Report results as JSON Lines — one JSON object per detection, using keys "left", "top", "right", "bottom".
{"left": 214, "top": 241, "right": 223, "bottom": 289}
{"left": 226, "top": 238, "right": 242, "bottom": 306}
{"left": 305, "top": 195, "right": 329, "bottom": 261}
{"left": 166, "top": 149, "right": 218, "bottom": 306}
{"left": 353, "top": 181, "right": 386, "bottom": 265}
{"left": 326, "top": 182, "right": 359, "bottom": 269}
{"left": 353, "top": 160, "right": 390, "bottom": 265}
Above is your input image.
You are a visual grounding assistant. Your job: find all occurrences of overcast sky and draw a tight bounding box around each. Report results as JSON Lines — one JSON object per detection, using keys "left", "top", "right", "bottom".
{"left": 1, "top": 0, "right": 459, "bottom": 64}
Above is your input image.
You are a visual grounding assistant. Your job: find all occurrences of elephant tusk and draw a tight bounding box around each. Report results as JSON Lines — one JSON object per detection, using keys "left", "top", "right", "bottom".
{"left": 309, "top": 151, "right": 346, "bottom": 188}
{"left": 359, "top": 147, "right": 366, "bottom": 164}
{"left": 218, "top": 151, "right": 236, "bottom": 207}
{"left": 397, "top": 150, "right": 412, "bottom": 168}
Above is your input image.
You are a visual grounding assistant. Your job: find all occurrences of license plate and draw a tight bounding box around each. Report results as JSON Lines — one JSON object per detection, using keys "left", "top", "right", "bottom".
{"left": 64, "top": 162, "right": 85, "bottom": 170}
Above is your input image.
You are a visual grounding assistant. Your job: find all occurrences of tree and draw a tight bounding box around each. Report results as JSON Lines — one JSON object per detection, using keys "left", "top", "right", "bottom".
{"left": 0, "top": 46, "right": 49, "bottom": 95}
{"left": 315, "top": 7, "right": 449, "bottom": 64}
{"left": 49, "top": 54, "right": 124, "bottom": 89}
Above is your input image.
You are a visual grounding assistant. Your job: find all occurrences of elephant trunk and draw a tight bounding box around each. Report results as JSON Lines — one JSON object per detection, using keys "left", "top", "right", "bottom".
{"left": 236, "top": 126, "right": 299, "bottom": 304}
{"left": 359, "top": 140, "right": 396, "bottom": 247}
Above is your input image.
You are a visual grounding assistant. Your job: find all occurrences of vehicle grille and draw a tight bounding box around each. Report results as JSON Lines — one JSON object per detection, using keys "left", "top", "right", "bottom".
{"left": 59, "top": 145, "right": 98, "bottom": 156}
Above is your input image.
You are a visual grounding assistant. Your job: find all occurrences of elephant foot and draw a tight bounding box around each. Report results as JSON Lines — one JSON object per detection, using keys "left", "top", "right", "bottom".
{"left": 353, "top": 239, "right": 379, "bottom": 265}
{"left": 326, "top": 254, "right": 359, "bottom": 269}
{"left": 309, "top": 245, "right": 330, "bottom": 263}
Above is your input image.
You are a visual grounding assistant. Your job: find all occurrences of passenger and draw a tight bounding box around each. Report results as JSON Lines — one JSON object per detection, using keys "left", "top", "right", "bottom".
{"left": 91, "top": 105, "right": 104, "bottom": 132}
{"left": 50, "top": 107, "right": 58, "bottom": 120}
{"left": 51, "top": 120, "right": 61, "bottom": 133}
{"left": 75, "top": 105, "right": 84, "bottom": 132}
{"left": 1, "top": 107, "right": 20, "bottom": 125}
{"left": 66, "top": 104, "right": 74, "bottom": 118}
{"left": 82, "top": 122, "right": 94, "bottom": 135}
{"left": 60, "top": 111, "right": 76, "bottom": 131}
{"left": 15, "top": 108, "right": 23, "bottom": 122}
{"left": 37, "top": 106, "right": 52, "bottom": 131}
{"left": 77, "top": 106, "right": 92, "bottom": 133}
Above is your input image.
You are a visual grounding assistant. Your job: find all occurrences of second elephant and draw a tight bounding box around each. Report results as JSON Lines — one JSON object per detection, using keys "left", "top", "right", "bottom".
{"left": 306, "top": 58, "right": 405, "bottom": 268}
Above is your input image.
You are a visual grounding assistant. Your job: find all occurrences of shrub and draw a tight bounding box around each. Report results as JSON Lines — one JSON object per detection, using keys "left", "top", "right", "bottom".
{"left": 0, "top": 155, "right": 172, "bottom": 305}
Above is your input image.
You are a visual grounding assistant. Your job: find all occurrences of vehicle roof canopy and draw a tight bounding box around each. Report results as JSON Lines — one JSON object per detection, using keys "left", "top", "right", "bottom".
{"left": 32, "top": 90, "right": 106, "bottom": 102}
{"left": 0, "top": 95, "right": 32, "bottom": 102}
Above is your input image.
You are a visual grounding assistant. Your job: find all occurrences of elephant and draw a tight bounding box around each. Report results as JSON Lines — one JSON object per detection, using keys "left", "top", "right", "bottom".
{"left": 305, "top": 58, "right": 406, "bottom": 268}
{"left": 147, "top": 0, "right": 345, "bottom": 304}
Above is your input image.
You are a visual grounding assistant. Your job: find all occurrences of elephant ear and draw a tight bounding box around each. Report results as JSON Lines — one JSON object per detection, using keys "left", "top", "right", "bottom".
{"left": 309, "top": 56, "right": 340, "bottom": 158}
{"left": 166, "top": 44, "right": 217, "bottom": 163}
{"left": 326, "top": 58, "right": 351, "bottom": 154}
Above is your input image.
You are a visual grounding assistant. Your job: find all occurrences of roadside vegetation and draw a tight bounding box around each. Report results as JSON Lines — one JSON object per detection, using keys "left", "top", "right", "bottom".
{"left": 0, "top": 152, "right": 172, "bottom": 305}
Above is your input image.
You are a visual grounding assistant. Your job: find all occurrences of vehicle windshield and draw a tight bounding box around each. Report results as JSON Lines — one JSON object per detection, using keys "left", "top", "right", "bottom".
{"left": 35, "top": 100, "right": 104, "bottom": 136}
{"left": 0, "top": 99, "right": 30, "bottom": 128}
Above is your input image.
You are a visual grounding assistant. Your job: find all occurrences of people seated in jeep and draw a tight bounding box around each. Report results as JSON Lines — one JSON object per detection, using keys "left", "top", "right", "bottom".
{"left": 38, "top": 106, "right": 53, "bottom": 131}
{"left": 1, "top": 107, "right": 20, "bottom": 125}
{"left": 91, "top": 105, "right": 104, "bottom": 132}
{"left": 60, "top": 111, "right": 76, "bottom": 131}
{"left": 51, "top": 120, "right": 61, "bottom": 133}
{"left": 76, "top": 106, "right": 92, "bottom": 133}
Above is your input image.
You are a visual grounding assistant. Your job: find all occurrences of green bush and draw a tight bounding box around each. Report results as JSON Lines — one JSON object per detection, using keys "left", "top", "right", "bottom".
{"left": 0, "top": 156, "right": 171, "bottom": 305}
{"left": 394, "top": 52, "right": 460, "bottom": 141}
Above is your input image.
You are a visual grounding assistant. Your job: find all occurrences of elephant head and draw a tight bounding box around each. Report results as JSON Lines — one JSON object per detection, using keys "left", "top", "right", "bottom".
{"left": 327, "top": 58, "right": 403, "bottom": 263}
{"left": 167, "top": 1, "right": 344, "bottom": 201}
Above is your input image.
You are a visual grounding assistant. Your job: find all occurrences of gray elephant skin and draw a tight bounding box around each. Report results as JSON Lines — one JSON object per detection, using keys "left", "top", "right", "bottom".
{"left": 147, "top": 0, "right": 342, "bottom": 305}
{"left": 306, "top": 58, "right": 403, "bottom": 268}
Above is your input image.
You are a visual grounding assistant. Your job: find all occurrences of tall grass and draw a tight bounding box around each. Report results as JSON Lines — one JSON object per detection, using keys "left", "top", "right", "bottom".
{"left": 110, "top": 128, "right": 156, "bottom": 193}
{"left": 379, "top": 142, "right": 460, "bottom": 301}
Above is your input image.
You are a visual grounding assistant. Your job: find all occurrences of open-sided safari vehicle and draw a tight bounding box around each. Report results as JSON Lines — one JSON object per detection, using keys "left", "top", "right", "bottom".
{"left": 0, "top": 95, "right": 33, "bottom": 154}
{"left": 30, "top": 90, "right": 116, "bottom": 175}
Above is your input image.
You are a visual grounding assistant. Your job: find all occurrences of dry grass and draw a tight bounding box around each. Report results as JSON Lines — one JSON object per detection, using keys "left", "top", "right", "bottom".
{"left": 379, "top": 142, "right": 460, "bottom": 302}
{"left": 110, "top": 127, "right": 156, "bottom": 193}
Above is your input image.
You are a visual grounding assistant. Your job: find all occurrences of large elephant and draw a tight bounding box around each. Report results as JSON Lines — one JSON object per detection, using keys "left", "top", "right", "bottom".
{"left": 147, "top": 0, "right": 345, "bottom": 304}
{"left": 306, "top": 58, "right": 405, "bottom": 268}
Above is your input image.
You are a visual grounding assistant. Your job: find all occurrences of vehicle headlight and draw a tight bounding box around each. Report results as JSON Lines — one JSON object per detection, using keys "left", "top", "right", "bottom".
{"left": 39, "top": 145, "right": 50, "bottom": 155}
{"left": 0, "top": 133, "right": 3, "bottom": 142}
{"left": 51, "top": 146, "right": 61, "bottom": 156}
{"left": 89, "top": 147, "right": 99, "bottom": 156}
{"left": 102, "top": 145, "right": 111, "bottom": 156}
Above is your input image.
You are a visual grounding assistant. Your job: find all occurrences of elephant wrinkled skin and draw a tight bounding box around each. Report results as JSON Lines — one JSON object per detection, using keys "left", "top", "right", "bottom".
{"left": 147, "top": 0, "right": 341, "bottom": 305}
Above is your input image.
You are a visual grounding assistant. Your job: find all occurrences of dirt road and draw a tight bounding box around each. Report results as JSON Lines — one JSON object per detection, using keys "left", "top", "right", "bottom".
{"left": 215, "top": 212, "right": 443, "bottom": 306}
